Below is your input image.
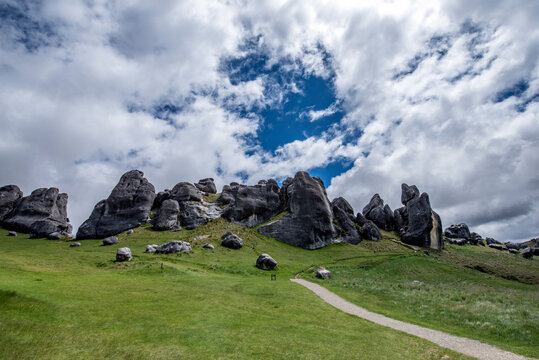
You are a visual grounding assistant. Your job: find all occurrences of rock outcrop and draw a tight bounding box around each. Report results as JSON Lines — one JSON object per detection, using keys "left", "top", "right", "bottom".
{"left": 362, "top": 194, "right": 394, "bottom": 231}
{"left": 2, "top": 187, "right": 72, "bottom": 237}
{"left": 152, "top": 241, "right": 191, "bottom": 254}
{"left": 444, "top": 223, "right": 471, "bottom": 240}
{"left": 256, "top": 254, "right": 277, "bottom": 270}
{"left": 153, "top": 199, "right": 179, "bottom": 231}
{"left": 258, "top": 171, "right": 336, "bottom": 249}
{"left": 332, "top": 197, "right": 361, "bottom": 244}
{"left": 195, "top": 178, "right": 217, "bottom": 194}
{"left": 361, "top": 220, "right": 382, "bottom": 241}
{"left": 395, "top": 184, "right": 443, "bottom": 249}
{"left": 77, "top": 170, "right": 156, "bottom": 239}
{"left": 0, "top": 185, "right": 23, "bottom": 221}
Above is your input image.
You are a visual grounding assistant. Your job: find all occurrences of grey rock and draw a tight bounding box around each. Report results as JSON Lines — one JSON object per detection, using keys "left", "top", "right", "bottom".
{"left": 77, "top": 170, "right": 156, "bottom": 239}
{"left": 393, "top": 207, "right": 407, "bottom": 231}
{"left": 153, "top": 199, "right": 180, "bottom": 231}
{"left": 203, "top": 243, "right": 214, "bottom": 250}
{"left": 332, "top": 197, "right": 361, "bottom": 245}
{"left": 469, "top": 232, "right": 482, "bottom": 245}
{"left": 69, "top": 242, "right": 81, "bottom": 247}
{"left": 221, "top": 179, "right": 281, "bottom": 227}
{"left": 444, "top": 223, "right": 471, "bottom": 240}
{"left": 221, "top": 232, "right": 243, "bottom": 249}
{"left": 145, "top": 244, "right": 158, "bottom": 253}
{"left": 7, "top": 231, "right": 17, "bottom": 236}
{"left": 258, "top": 171, "right": 336, "bottom": 249}
{"left": 362, "top": 194, "right": 394, "bottom": 231}
{"left": 0, "top": 185, "right": 23, "bottom": 221}
{"left": 102, "top": 236, "right": 118, "bottom": 246}
{"left": 2, "top": 187, "right": 72, "bottom": 237}
{"left": 401, "top": 183, "right": 420, "bottom": 205}
{"left": 356, "top": 212, "right": 367, "bottom": 227}
{"left": 195, "top": 178, "right": 217, "bottom": 194}
{"left": 127, "top": 229, "right": 134, "bottom": 234}
{"left": 47, "top": 232, "right": 61, "bottom": 240}
{"left": 256, "top": 253, "right": 277, "bottom": 270}
{"left": 509, "top": 248, "right": 519, "bottom": 254}
{"left": 116, "top": 247, "right": 132, "bottom": 262}
{"left": 412, "top": 280, "right": 424, "bottom": 286}
{"left": 361, "top": 220, "right": 382, "bottom": 241}
{"left": 170, "top": 182, "right": 202, "bottom": 202}
{"left": 152, "top": 190, "right": 171, "bottom": 210}
{"left": 488, "top": 243, "right": 504, "bottom": 251}
{"left": 316, "top": 267, "right": 331, "bottom": 279}
{"left": 154, "top": 241, "right": 191, "bottom": 254}
{"left": 522, "top": 247, "right": 533, "bottom": 259}
{"left": 486, "top": 237, "right": 500, "bottom": 245}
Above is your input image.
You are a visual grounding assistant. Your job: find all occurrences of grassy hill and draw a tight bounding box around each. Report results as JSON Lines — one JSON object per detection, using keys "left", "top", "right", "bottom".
{"left": 0, "top": 216, "right": 537, "bottom": 359}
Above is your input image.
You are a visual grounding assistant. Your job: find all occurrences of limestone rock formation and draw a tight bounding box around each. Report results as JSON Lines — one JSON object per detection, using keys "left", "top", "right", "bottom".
{"left": 2, "top": 187, "right": 72, "bottom": 237}
{"left": 195, "top": 178, "right": 217, "bottom": 194}
{"left": 77, "top": 170, "right": 156, "bottom": 239}
{"left": 316, "top": 267, "right": 331, "bottom": 279}
{"left": 116, "top": 247, "right": 132, "bottom": 262}
{"left": 221, "top": 232, "right": 243, "bottom": 249}
{"left": 0, "top": 185, "right": 23, "bottom": 221}
{"left": 444, "top": 223, "right": 471, "bottom": 240}
{"left": 361, "top": 220, "right": 382, "bottom": 241}
{"left": 256, "top": 253, "right": 277, "bottom": 270}
{"left": 153, "top": 241, "right": 191, "bottom": 254}
{"left": 153, "top": 199, "right": 179, "bottom": 231}
{"left": 521, "top": 247, "right": 533, "bottom": 259}
{"left": 102, "top": 236, "right": 118, "bottom": 246}
{"left": 258, "top": 171, "right": 336, "bottom": 249}
{"left": 396, "top": 184, "right": 443, "bottom": 249}
{"left": 362, "top": 194, "right": 394, "bottom": 231}
{"left": 170, "top": 182, "right": 202, "bottom": 203}
{"left": 332, "top": 197, "right": 361, "bottom": 245}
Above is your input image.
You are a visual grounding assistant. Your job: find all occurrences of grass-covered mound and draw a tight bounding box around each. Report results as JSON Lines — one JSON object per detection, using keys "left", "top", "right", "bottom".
{"left": 0, "top": 217, "right": 537, "bottom": 359}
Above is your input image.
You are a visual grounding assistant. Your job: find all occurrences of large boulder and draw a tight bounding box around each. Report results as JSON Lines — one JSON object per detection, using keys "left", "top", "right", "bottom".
{"left": 102, "top": 236, "right": 118, "bottom": 246}
{"left": 258, "top": 171, "right": 336, "bottom": 249}
{"left": 361, "top": 220, "right": 382, "bottom": 241}
{"left": 398, "top": 184, "right": 443, "bottom": 249}
{"left": 332, "top": 197, "right": 361, "bottom": 245}
{"left": 469, "top": 232, "right": 483, "bottom": 245}
{"left": 116, "top": 247, "right": 132, "bottom": 262}
{"left": 76, "top": 170, "right": 156, "bottom": 239}
{"left": 0, "top": 185, "right": 23, "bottom": 221}
{"left": 444, "top": 223, "right": 471, "bottom": 240}
{"left": 2, "top": 187, "right": 72, "bottom": 237}
{"left": 362, "top": 194, "right": 394, "bottom": 231}
{"left": 153, "top": 199, "right": 179, "bottom": 231}
{"left": 169, "top": 182, "right": 202, "bottom": 202}
{"left": 521, "top": 247, "right": 533, "bottom": 259}
{"left": 401, "top": 184, "right": 420, "bottom": 205}
{"left": 393, "top": 207, "right": 407, "bottom": 231}
{"left": 154, "top": 241, "right": 191, "bottom": 254}
{"left": 316, "top": 267, "right": 331, "bottom": 279}
{"left": 221, "top": 232, "right": 243, "bottom": 249}
{"left": 256, "top": 254, "right": 277, "bottom": 270}
{"left": 195, "top": 178, "right": 217, "bottom": 194}
{"left": 221, "top": 179, "right": 281, "bottom": 227}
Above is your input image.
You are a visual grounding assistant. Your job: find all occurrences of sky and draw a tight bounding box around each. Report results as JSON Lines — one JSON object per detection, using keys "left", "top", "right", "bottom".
{"left": 0, "top": 0, "right": 538, "bottom": 242}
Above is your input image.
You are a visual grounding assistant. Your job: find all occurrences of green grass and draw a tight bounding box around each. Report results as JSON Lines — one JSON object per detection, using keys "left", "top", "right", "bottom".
{"left": 0, "top": 218, "right": 536, "bottom": 359}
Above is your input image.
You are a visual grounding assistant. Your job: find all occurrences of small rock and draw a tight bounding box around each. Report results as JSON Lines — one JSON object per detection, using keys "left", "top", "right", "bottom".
{"left": 145, "top": 244, "right": 159, "bottom": 253}
{"left": 256, "top": 254, "right": 277, "bottom": 270}
{"left": 170, "top": 225, "right": 182, "bottom": 232}
{"left": 522, "top": 247, "right": 533, "bottom": 259}
{"left": 127, "top": 229, "right": 134, "bottom": 234}
{"left": 423, "top": 250, "right": 431, "bottom": 256}
{"left": 509, "top": 248, "right": 519, "bottom": 254}
{"left": 316, "top": 267, "right": 331, "bottom": 279}
{"left": 103, "top": 236, "right": 118, "bottom": 246}
{"left": 7, "top": 231, "right": 17, "bottom": 236}
{"left": 47, "top": 232, "right": 62, "bottom": 240}
{"left": 154, "top": 241, "right": 191, "bottom": 254}
{"left": 221, "top": 232, "right": 243, "bottom": 249}
{"left": 69, "top": 242, "right": 81, "bottom": 247}
{"left": 116, "top": 247, "right": 132, "bottom": 262}
{"left": 412, "top": 280, "right": 424, "bottom": 286}
{"left": 203, "top": 243, "right": 214, "bottom": 249}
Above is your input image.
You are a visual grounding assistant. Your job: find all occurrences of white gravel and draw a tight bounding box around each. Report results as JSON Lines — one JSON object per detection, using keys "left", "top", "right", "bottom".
{"left": 291, "top": 278, "right": 534, "bottom": 360}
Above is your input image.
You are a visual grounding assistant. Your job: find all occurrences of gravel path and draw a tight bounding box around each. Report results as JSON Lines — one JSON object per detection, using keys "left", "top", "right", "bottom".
{"left": 291, "top": 278, "right": 534, "bottom": 360}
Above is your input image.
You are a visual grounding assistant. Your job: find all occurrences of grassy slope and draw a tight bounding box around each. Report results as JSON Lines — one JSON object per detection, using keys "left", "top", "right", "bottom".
{"left": 0, "top": 217, "right": 536, "bottom": 359}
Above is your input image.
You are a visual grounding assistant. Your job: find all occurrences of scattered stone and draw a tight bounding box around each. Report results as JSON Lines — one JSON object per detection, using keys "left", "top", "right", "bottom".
{"left": 316, "top": 267, "right": 332, "bottom": 279}
{"left": 154, "top": 241, "right": 191, "bottom": 254}
{"left": 521, "top": 247, "right": 533, "bottom": 259}
{"left": 203, "top": 243, "right": 214, "bottom": 250}
{"left": 7, "top": 231, "right": 17, "bottom": 236}
{"left": 127, "top": 229, "right": 134, "bottom": 235}
{"left": 256, "top": 254, "right": 277, "bottom": 270}
{"left": 102, "top": 236, "right": 118, "bottom": 246}
{"left": 195, "top": 178, "right": 217, "bottom": 194}
{"left": 47, "top": 232, "right": 61, "bottom": 240}
{"left": 116, "top": 247, "right": 132, "bottom": 262}
{"left": 145, "top": 244, "right": 158, "bottom": 253}
{"left": 504, "top": 242, "right": 521, "bottom": 250}
{"left": 361, "top": 220, "right": 382, "bottom": 241}
{"left": 69, "top": 242, "right": 81, "bottom": 247}
{"left": 446, "top": 238, "right": 467, "bottom": 246}
{"left": 401, "top": 184, "right": 419, "bottom": 205}
{"left": 509, "top": 249, "right": 519, "bottom": 255}
{"left": 469, "top": 232, "right": 483, "bottom": 245}
{"left": 412, "top": 280, "right": 424, "bottom": 286}
{"left": 77, "top": 170, "right": 156, "bottom": 239}
{"left": 0, "top": 185, "right": 23, "bottom": 221}
{"left": 532, "top": 242, "right": 539, "bottom": 256}
{"left": 221, "top": 232, "right": 243, "bottom": 249}
{"left": 444, "top": 223, "right": 471, "bottom": 240}
{"left": 153, "top": 199, "right": 180, "bottom": 231}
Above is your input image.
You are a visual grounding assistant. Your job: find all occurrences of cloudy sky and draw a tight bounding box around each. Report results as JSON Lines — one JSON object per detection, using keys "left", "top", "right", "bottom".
{"left": 1, "top": 0, "right": 538, "bottom": 242}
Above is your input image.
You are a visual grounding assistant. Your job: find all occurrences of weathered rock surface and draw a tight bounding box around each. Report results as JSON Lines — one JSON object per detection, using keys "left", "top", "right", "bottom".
{"left": 522, "top": 247, "right": 533, "bottom": 259}
{"left": 361, "top": 220, "right": 382, "bottom": 241}
{"left": 258, "top": 171, "right": 336, "bottom": 249}
{"left": 444, "top": 223, "right": 471, "bottom": 240}
{"left": 127, "top": 229, "right": 134, "bottom": 234}
{"left": 221, "top": 179, "right": 281, "bottom": 227}
{"left": 397, "top": 184, "right": 443, "bottom": 250}
{"left": 153, "top": 241, "right": 191, "bottom": 254}
{"left": 0, "top": 185, "right": 23, "bottom": 221}
{"left": 170, "top": 182, "right": 201, "bottom": 202}
{"left": 103, "top": 236, "right": 118, "bottom": 246}
{"left": 469, "top": 232, "right": 483, "bottom": 245}
{"left": 332, "top": 197, "right": 361, "bottom": 245}
{"left": 77, "top": 170, "right": 155, "bottom": 239}
{"left": 2, "top": 187, "right": 72, "bottom": 237}
{"left": 47, "top": 232, "right": 61, "bottom": 240}
{"left": 316, "top": 267, "right": 331, "bottom": 279}
{"left": 145, "top": 244, "right": 159, "bottom": 253}
{"left": 116, "top": 247, "right": 132, "bottom": 262}
{"left": 153, "top": 199, "right": 180, "bottom": 231}
{"left": 221, "top": 232, "right": 243, "bottom": 249}
{"left": 488, "top": 243, "right": 504, "bottom": 251}
{"left": 362, "top": 194, "right": 394, "bottom": 231}
{"left": 256, "top": 253, "right": 277, "bottom": 270}
{"left": 195, "top": 178, "right": 217, "bottom": 194}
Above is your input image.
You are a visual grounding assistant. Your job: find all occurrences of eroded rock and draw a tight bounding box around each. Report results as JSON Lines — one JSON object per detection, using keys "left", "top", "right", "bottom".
{"left": 316, "top": 267, "right": 331, "bottom": 279}
{"left": 195, "top": 178, "right": 217, "bottom": 194}
{"left": 0, "top": 185, "right": 23, "bottom": 221}
{"left": 444, "top": 224, "right": 471, "bottom": 240}
{"left": 221, "top": 232, "right": 243, "bottom": 249}
{"left": 256, "top": 253, "right": 277, "bottom": 270}
{"left": 116, "top": 247, "right": 132, "bottom": 262}
{"left": 153, "top": 199, "right": 180, "bottom": 231}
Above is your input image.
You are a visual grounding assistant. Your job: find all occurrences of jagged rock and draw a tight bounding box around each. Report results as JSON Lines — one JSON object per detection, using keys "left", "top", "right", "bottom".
{"left": 447, "top": 238, "right": 467, "bottom": 246}
{"left": 179, "top": 201, "right": 209, "bottom": 230}
{"left": 221, "top": 232, "right": 243, "bottom": 249}
{"left": 509, "top": 249, "right": 519, "bottom": 254}
{"left": 258, "top": 171, "right": 336, "bottom": 249}
{"left": 401, "top": 184, "right": 420, "bottom": 205}
{"left": 218, "top": 182, "right": 240, "bottom": 206}
{"left": 153, "top": 199, "right": 179, "bottom": 231}
{"left": 8, "top": 231, "right": 17, "bottom": 236}
{"left": 154, "top": 241, "right": 191, "bottom": 254}
{"left": 102, "top": 236, "right": 118, "bottom": 246}
{"left": 47, "top": 232, "right": 61, "bottom": 240}
{"left": 393, "top": 207, "right": 407, "bottom": 231}
{"left": 77, "top": 170, "right": 156, "bottom": 239}
{"left": 505, "top": 242, "right": 521, "bottom": 250}
{"left": 0, "top": 185, "right": 23, "bottom": 221}
{"left": 195, "top": 178, "right": 217, "bottom": 194}
{"left": 332, "top": 197, "right": 361, "bottom": 245}
{"left": 488, "top": 244, "right": 504, "bottom": 251}
{"left": 362, "top": 194, "right": 394, "bottom": 231}
{"left": 444, "top": 223, "right": 471, "bottom": 239}
{"left": 116, "top": 247, "right": 132, "bottom": 262}
{"left": 356, "top": 212, "right": 367, "bottom": 226}
{"left": 256, "top": 254, "right": 277, "bottom": 270}
{"left": 361, "top": 220, "right": 382, "bottom": 241}
{"left": 522, "top": 247, "right": 533, "bottom": 259}
{"left": 170, "top": 182, "right": 201, "bottom": 202}
{"left": 221, "top": 180, "right": 281, "bottom": 227}
{"left": 316, "top": 267, "right": 331, "bottom": 279}
{"left": 2, "top": 187, "right": 72, "bottom": 237}
{"left": 203, "top": 243, "right": 214, "bottom": 250}
{"left": 69, "top": 242, "right": 81, "bottom": 247}
{"left": 398, "top": 185, "right": 443, "bottom": 249}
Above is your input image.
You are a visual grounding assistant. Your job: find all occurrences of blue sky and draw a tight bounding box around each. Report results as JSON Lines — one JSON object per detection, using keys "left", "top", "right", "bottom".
{"left": 0, "top": 0, "right": 538, "bottom": 242}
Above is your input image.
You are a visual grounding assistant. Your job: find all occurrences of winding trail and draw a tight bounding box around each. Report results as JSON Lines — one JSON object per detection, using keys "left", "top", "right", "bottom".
{"left": 290, "top": 278, "right": 534, "bottom": 360}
